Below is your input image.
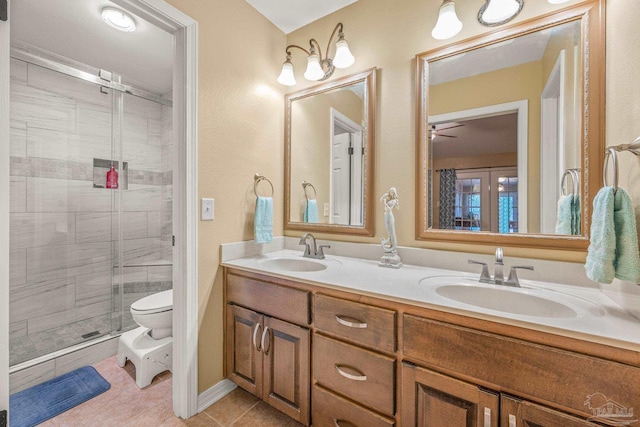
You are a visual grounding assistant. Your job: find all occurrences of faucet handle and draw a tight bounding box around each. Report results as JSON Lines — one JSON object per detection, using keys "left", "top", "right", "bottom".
{"left": 317, "top": 245, "right": 331, "bottom": 259}
{"left": 468, "top": 260, "right": 492, "bottom": 283}
{"left": 506, "top": 265, "right": 534, "bottom": 287}
{"left": 495, "top": 247, "right": 504, "bottom": 264}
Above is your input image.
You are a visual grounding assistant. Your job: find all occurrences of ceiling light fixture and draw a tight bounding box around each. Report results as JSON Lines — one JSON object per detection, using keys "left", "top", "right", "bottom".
{"left": 432, "top": 0, "right": 463, "bottom": 40}
{"left": 478, "top": 0, "right": 524, "bottom": 27}
{"left": 101, "top": 7, "right": 136, "bottom": 32}
{"left": 277, "top": 23, "right": 355, "bottom": 86}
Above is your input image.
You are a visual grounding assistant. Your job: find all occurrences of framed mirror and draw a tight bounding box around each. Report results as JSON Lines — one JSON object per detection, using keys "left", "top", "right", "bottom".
{"left": 285, "top": 68, "right": 376, "bottom": 236}
{"left": 416, "top": 1, "right": 604, "bottom": 250}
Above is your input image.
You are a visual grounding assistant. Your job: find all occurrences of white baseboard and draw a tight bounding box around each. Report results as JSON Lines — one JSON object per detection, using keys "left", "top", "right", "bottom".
{"left": 197, "top": 379, "right": 237, "bottom": 412}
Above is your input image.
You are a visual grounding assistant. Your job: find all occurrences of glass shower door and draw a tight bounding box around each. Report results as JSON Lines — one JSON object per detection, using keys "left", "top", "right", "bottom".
{"left": 9, "top": 57, "right": 116, "bottom": 366}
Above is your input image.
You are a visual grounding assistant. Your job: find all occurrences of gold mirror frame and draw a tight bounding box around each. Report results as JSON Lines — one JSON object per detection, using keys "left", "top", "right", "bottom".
{"left": 415, "top": 1, "right": 604, "bottom": 250}
{"left": 285, "top": 68, "right": 376, "bottom": 236}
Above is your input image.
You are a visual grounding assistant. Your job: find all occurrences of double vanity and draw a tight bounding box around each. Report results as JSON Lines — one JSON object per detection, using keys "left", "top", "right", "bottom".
{"left": 222, "top": 240, "right": 640, "bottom": 427}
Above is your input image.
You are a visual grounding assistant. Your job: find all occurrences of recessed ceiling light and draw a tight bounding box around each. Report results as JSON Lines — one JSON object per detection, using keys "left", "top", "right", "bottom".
{"left": 101, "top": 7, "right": 136, "bottom": 32}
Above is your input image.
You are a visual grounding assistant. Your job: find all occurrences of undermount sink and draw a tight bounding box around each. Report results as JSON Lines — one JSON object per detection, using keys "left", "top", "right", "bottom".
{"left": 259, "top": 257, "right": 327, "bottom": 272}
{"left": 419, "top": 276, "right": 602, "bottom": 319}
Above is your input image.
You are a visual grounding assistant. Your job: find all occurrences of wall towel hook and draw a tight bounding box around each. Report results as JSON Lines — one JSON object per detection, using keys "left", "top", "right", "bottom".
{"left": 302, "top": 181, "right": 317, "bottom": 200}
{"left": 254, "top": 174, "right": 274, "bottom": 197}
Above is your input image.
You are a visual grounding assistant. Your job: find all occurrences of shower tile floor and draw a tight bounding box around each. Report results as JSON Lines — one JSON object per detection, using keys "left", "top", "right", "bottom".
{"left": 40, "top": 355, "right": 304, "bottom": 426}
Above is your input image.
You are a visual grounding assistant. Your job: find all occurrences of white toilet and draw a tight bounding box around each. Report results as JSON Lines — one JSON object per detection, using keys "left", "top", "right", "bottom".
{"left": 116, "top": 289, "right": 173, "bottom": 388}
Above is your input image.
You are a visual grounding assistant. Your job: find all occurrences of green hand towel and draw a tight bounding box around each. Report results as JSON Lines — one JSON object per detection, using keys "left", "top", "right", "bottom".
{"left": 613, "top": 188, "right": 640, "bottom": 283}
{"left": 572, "top": 194, "right": 581, "bottom": 235}
{"left": 585, "top": 187, "right": 616, "bottom": 283}
{"left": 555, "top": 195, "right": 573, "bottom": 235}
{"left": 254, "top": 196, "right": 273, "bottom": 244}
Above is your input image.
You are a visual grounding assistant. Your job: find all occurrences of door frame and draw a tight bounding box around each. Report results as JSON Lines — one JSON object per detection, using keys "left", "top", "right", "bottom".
{"left": 429, "top": 99, "right": 529, "bottom": 232}
{"left": 0, "top": 0, "right": 199, "bottom": 419}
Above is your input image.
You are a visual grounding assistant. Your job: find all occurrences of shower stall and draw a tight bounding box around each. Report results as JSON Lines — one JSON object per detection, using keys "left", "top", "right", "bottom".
{"left": 8, "top": 44, "right": 173, "bottom": 368}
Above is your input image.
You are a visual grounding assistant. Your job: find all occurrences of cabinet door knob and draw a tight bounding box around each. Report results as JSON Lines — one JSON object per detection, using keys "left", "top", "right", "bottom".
{"left": 335, "top": 364, "right": 367, "bottom": 381}
{"left": 335, "top": 315, "right": 368, "bottom": 329}
{"left": 261, "top": 326, "right": 271, "bottom": 355}
{"left": 252, "top": 324, "right": 262, "bottom": 351}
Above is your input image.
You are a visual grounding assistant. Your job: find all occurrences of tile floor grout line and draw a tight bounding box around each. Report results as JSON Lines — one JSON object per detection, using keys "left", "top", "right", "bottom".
{"left": 226, "top": 400, "right": 262, "bottom": 426}
{"left": 199, "top": 410, "right": 224, "bottom": 426}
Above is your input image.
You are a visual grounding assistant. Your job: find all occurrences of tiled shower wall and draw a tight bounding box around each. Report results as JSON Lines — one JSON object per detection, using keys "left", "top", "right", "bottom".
{"left": 9, "top": 57, "right": 172, "bottom": 366}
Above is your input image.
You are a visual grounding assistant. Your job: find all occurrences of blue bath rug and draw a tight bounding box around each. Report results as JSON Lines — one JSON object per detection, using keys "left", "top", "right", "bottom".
{"left": 9, "top": 366, "right": 110, "bottom": 427}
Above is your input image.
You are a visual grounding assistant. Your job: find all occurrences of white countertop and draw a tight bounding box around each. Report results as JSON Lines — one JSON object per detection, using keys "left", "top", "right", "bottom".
{"left": 222, "top": 246, "right": 640, "bottom": 353}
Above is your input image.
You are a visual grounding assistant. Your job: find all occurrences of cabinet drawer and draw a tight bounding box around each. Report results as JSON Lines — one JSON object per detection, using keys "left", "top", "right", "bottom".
{"left": 314, "top": 294, "right": 396, "bottom": 353}
{"left": 227, "top": 273, "right": 310, "bottom": 325}
{"left": 313, "top": 333, "right": 395, "bottom": 416}
{"left": 313, "top": 384, "right": 395, "bottom": 427}
{"left": 403, "top": 314, "right": 640, "bottom": 419}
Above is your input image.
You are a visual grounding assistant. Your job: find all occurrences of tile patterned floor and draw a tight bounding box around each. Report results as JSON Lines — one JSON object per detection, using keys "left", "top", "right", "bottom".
{"left": 40, "top": 355, "right": 304, "bottom": 426}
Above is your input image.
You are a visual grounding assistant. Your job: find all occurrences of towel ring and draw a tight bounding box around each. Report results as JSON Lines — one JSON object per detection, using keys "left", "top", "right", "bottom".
{"left": 302, "top": 181, "right": 317, "bottom": 200}
{"left": 560, "top": 169, "right": 580, "bottom": 196}
{"left": 603, "top": 148, "right": 619, "bottom": 193}
{"left": 254, "top": 174, "right": 274, "bottom": 197}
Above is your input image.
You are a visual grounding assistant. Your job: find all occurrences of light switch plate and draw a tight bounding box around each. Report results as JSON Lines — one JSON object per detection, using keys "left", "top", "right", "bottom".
{"left": 323, "top": 203, "right": 330, "bottom": 217}
{"left": 201, "top": 198, "right": 214, "bottom": 220}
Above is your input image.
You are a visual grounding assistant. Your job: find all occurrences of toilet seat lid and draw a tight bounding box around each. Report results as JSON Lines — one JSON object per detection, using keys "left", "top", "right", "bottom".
{"left": 131, "top": 289, "right": 173, "bottom": 313}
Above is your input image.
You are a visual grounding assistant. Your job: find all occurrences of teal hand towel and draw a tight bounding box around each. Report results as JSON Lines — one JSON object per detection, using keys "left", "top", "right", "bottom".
{"left": 555, "top": 195, "right": 573, "bottom": 235}
{"left": 254, "top": 196, "right": 273, "bottom": 243}
{"left": 585, "top": 187, "right": 616, "bottom": 283}
{"left": 304, "top": 199, "right": 319, "bottom": 223}
{"left": 613, "top": 188, "right": 640, "bottom": 283}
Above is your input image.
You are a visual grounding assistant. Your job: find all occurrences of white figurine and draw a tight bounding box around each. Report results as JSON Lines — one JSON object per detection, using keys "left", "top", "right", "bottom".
{"left": 380, "top": 187, "right": 403, "bottom": 268}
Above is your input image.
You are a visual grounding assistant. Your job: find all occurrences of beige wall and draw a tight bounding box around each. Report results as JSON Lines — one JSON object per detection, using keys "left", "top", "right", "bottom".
{"left": 284, "top": 0, "right": 596, "bottom": 262}
{"left": 164, "top": 0, "right": 286, "bottom": 392}
{"left": 430, "top": 61, "right": 543, "bottom": 231}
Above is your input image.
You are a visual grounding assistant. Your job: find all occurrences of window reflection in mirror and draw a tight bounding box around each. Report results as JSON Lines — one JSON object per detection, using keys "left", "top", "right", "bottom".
{"left": 427, "top": 19, "right": 582, "bottom": 236}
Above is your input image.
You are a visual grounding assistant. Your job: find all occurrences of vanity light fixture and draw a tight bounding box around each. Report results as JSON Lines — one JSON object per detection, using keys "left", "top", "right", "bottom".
{"left": 478, "top": 0, "right": 524, "bottom": 26}
{"left": 432, "top": 0, "right": 463, "bottom": 40}
{"left": 277, "top": 23, "right": 355, "bottom": 86}
{"left": 101, "top": 7, "right": 136, "bottom": 32}
{"left": 548, "top": 0, "right": 570, "bottom": 3}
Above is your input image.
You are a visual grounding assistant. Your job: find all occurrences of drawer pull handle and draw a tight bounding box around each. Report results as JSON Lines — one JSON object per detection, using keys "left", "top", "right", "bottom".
{"left": 261, "top": 326, "right": 271, "bottom": 355}
{"left": 335, "top": 364, "right": 367, "bottom": 381}
{"left": 335, "top": 315, "right": 368, "bottom": 329}
{"left": 484, "top": 407, "right": 491, "bottom": 427}
{"left": 334, "top": 419, "right": 357, "bottom": 427}
{"left": 252, "top": 324, "right": 262, "bottom": 351}
{"left": 508, "top": 414, "right": 516, "bottom": 427}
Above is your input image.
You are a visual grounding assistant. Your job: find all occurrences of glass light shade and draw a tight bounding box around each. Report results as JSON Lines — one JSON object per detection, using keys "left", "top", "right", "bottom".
{"left": 304, "top": 54, "right": 325, "bottom": 81}
{"left": 333, "top": 39, "right": 355, "bottom": 69}
{"left": 277, "top": 61, "right": 296, "bottom": 86}
{"left": 548, "top": 0, "right": 570, "bottom": 3}
{"left": 431, "top": 1, "right": 463, "bottom": 40}
{"left": 101, "top": 7, "right": 136, "bottom": 32}
{"left": 479, "top": 0, "right": 521, "bottom": 24}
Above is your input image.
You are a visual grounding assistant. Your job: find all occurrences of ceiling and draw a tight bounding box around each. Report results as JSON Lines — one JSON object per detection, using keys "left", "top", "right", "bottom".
{"left": 10, "top": 0, "right": 174, "bottom": 94}
{"left": 245, "top": 0, "right": 358, "bottom": 34}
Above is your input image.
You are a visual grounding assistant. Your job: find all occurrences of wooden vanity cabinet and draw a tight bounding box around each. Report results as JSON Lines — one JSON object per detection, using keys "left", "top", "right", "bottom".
{"left": 225, "top": 272, "right": 311, "bottom": 425}
{"left": 402, "top": 362, "right": 499, "bottom": 427}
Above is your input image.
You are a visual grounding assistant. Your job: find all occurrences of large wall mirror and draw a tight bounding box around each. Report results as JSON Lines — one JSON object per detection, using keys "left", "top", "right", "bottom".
{"left": 285, "top": 68, "right": 376, "bottom": 236}
{"left": 416, "top": 1, "right": 604, "bottom": 250}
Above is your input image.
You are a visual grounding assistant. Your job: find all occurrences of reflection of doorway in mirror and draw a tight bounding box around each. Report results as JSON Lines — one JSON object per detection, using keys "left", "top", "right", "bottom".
{"left": 330, "top": 108, "right": 363, "bottom": 225}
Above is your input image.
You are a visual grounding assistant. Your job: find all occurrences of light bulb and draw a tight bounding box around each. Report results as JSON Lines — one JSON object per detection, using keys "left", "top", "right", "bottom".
{"left": 277, "top": 60, "right": 296, "bottom": 86}
{"left": 304, "top": 54, "right": 324, "bottom": 81}
{"left": 431, "top": 1, "right": 462, "bottom": 41}
{"left": 333, "top": 38, "right": 355, "bottom": 69}
{"left": 101, "top": 7, "right": 136, "bottom": 32}
{"left": 479, "top": 0, "right": 522, "bottom": 25}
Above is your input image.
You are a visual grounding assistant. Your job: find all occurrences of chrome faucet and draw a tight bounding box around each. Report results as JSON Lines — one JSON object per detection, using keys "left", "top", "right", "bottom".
{"left": 468, "top": 247, "right": 533, "bottom": 287}
{"left": 299, "top": 233, "right": 330, "bottom": 259}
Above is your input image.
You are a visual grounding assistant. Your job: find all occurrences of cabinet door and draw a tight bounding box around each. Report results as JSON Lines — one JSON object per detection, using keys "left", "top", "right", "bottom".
{"left": 225, "top": 304, "right": 263, "bottom": 398}
{"left": 263, "top": 316, "right": 310, "bottom": 425}
{"left": 501, "top": 395, "right": 604, "bottom": 427}
{"left": 401, "top": 363, "right": 499, "bottom": 427}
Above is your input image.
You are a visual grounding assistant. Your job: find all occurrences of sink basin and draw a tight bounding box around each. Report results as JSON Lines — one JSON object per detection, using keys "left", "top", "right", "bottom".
{"left": 259, "top": 257, "right": 327, "bottom": 272}
{"left": 418, "top": 276, "right": 602, "bottom": 319}
{"left": 435, "top": 284, "right": 577, "bottom": 318}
